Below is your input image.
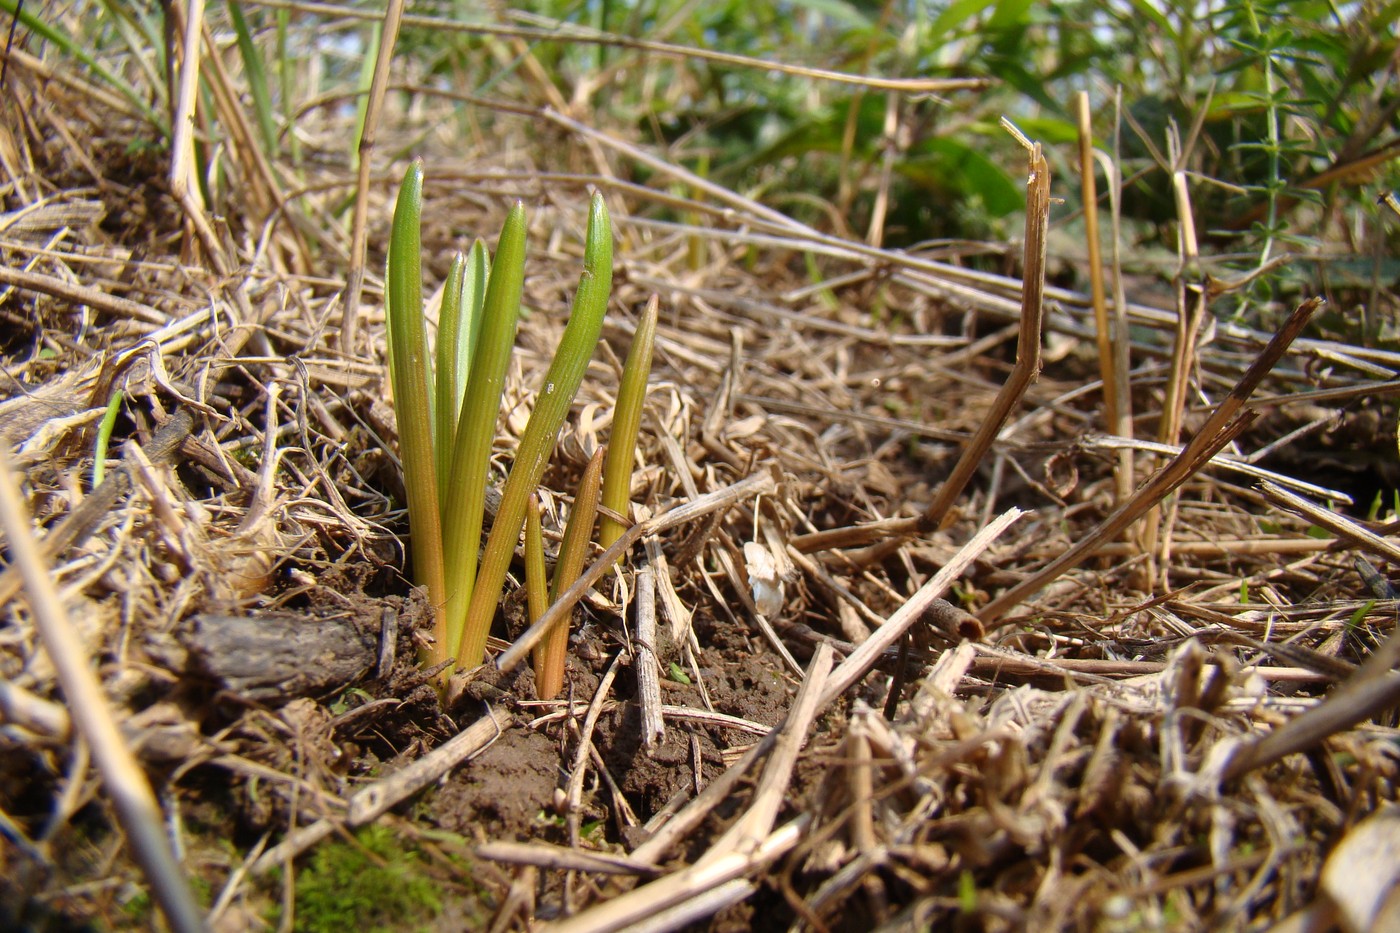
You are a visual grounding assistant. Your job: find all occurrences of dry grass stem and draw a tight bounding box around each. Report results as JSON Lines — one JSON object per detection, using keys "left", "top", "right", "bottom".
{"left": 496, "top": 468, "right": 777, "bottom": 672}
{"left": 340, "top": 0, "right": 405, "bottom": 353}
{"left": 634, "top": 565, "right": 665, "bottom": 753}
{"left": 1260, "top": 480, "right": 1400, "bottom": 564}
{"left": 346, "top": 704, "right": 515, "bottom": 826}
{"left": 1077, "top": 92, "right": 1116, "bottom": 437}
{"left": 981, "top": 296, "right": 1325, "bottom": 625}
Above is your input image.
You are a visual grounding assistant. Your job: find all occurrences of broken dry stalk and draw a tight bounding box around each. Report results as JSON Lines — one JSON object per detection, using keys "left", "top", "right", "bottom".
{"left": 0, "top": 445, "right": 205, "bottom": 933}
{"left": 1076, "top": 92, "right": 1117, "bottom": 443}
{"left": 341, "top": 0, "right": 406, "bottom": 352}
{"left": 787, "top": 124, "right": 1048, "bottom": 556}
{"left": 979, "top": 296, "right": 1326, "bottom": 626}
{"left": 917, "top": 120, "right": 1048, "bottom": 535}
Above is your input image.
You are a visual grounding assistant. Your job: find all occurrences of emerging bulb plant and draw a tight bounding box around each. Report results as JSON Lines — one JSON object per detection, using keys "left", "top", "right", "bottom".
{"left": 383, "top": 162, "right": 655, "bottom": 694}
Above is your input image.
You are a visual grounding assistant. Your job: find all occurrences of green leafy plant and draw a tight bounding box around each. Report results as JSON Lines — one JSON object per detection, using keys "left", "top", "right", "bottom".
{"left": 384, "top": 162, "right": 615, "bottom": 674}
{"left": 456, "top": 195, "right": 613, "bottom": 668}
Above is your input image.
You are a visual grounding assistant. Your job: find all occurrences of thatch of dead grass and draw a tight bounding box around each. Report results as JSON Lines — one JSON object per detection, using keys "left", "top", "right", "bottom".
{"left": 2, "top": 4, "right": 1399, "bottom": 931}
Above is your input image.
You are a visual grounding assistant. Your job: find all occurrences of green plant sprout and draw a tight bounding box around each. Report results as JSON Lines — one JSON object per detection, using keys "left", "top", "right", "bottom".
{"left": 434, "top": 241, "right": 489, "bottom": 499}
{"left": 92, "top": 388, "right": 123, "bottom": 487}
{"left": 385, "top": 162, "right": 448, "bottom": 666}
{"left": 440, "top": 205, "right": 527, "bottom": 666}
{"left": 384, "top": 162, "right": 614, "bottom": 673}
{"left": 533, "top": 446, "right": 604, "bottom": 699}
{"left": 599, "top": 295, "right": 658, "bottom": 550}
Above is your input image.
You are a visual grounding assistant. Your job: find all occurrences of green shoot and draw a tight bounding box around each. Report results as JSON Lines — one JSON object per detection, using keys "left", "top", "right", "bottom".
{"left": 384, "top": 161, "right": 448, "bottom": 666}
{"left": 1347, "top": 599, "right": 1376, "bottom": 632}
{"left": 524, "top": 497, "right": 549, "bottom": 634}
{"left": 92, "top": 389, "right": 123, "bottom": 487}
{"left": 599, "top": 295, "right": 658, "bottom": 550}
{"left": 382, "top": 166, "right": 611, "bottom": 675}
{"left": 435, "top": 239, "right": 489, "bottom": 477}
{"left": 274, "top": 7, "right": 300, "bottom": 165}
{"left": 441, "top": 205, "right": 527, "bottom": 664}
{"left": 457, "top": 193, "right": 613, "bottom": 668}
{"left": 433, "top": 253, "right": 466, "bottom": 494}
{"left": 535, "top": 446, "right": 604, "bottom": 699}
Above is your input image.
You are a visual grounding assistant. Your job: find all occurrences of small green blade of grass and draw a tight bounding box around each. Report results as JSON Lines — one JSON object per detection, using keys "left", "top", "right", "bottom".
{"left": 385, "top": 161, "right": 448, "bottom": 666}
{"left": 228, "top": 0, "right": 278, "bottom": 156}
{"left": 458, "top": 192, "right": 613, "bottom": 668}
{"left": 599, "top": 294, "right": 658, "bottom": 551}
{"left": 535, "top": 446, "right": 604, "bottom": 699}
{"left": 441, "top": 203, "right": 527, "bottom": 663}
{"left": 96, "top": 0, "right": 166, "bottom": 109}
{"left": 92, "top": 389, "right": 123, "bottom": 488}
{"left": 274, "top": 6, "right": 300, "bottom": 164}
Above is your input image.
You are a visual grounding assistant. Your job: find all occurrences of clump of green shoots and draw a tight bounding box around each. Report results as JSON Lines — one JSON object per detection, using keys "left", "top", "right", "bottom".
{"left": 384, "top": 161, "right": 617, "bottom": 675}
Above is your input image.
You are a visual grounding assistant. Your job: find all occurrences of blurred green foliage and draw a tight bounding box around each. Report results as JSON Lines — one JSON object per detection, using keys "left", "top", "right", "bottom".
{"left": 17, "top": 0, "right": 1398, "bottom": 308}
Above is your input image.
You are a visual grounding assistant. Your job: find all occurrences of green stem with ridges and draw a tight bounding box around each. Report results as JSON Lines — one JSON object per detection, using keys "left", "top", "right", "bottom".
{"left": 93, "top": 389, "right": 124, "bottom": 488}
{"left": 384, "top": 161, "right": 448, "bottom": 666}
{"left": 524, "top": 496, "right": 549, "bottom": 635}
{"left": 434, "top": 252, "right": 465, "bottom": 495}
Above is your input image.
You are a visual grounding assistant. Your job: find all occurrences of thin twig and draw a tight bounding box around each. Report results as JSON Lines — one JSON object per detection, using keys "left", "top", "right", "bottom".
{"left": 820, "top": 508, "right": 1024, "bottom": 707}
{"left": 346, "top": 704, "right": 513, "bottom": 825}
{"left": 1078, "top": 91, "right": 1116, "bottom": 438}
{"left": 1260, "top": 480, "right": 1400, "bottom": 565}
{"left": 1222, "top": 623, "right": 1400, "bottom": 783}
{"left": 249, "top": 0, "right": 991, "bottom": 94}
{"left": 634, "top": 565, "right": 666, "bottom": 753}
{"left": 566, "top": 653, "right": 625, "bottom": 847}
{"left": 0, "top": 410, "right": 193, "bottom": 609}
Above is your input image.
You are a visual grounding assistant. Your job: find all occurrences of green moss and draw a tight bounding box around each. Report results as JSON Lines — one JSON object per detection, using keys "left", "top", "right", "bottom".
{"left": 269, "top": 825, "right": 442, "bottom": 933}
